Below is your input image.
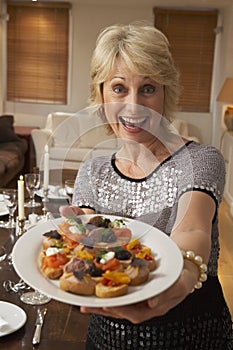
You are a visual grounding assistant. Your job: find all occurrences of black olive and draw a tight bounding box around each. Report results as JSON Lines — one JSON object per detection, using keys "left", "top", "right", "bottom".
{"left": 87, "top": 264, "right": 103, "bottom": 277}
{"left": 43, "top": 230, "right": 61, "bottom": 239}
{"left": 87, "top": 216, "right": 111, "bottom": 228}
{"left": 115, "top": 249, "right": 132, "bottom": 260}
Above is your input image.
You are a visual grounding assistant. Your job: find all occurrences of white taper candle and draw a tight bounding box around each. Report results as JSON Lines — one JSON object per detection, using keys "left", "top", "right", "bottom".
{"left": 18, "top": 175, "right": 25, "bottom": 219}
{"left": 44, "top": 145, "right": 50, "bottom": 190}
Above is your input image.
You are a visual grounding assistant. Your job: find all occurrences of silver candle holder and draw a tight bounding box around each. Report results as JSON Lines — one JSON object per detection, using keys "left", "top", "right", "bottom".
{"left": 17, "top": 217, "right": 26, "bottom": 237}
{"left": 42, "top": 187, "right": 49, "bottom": 217}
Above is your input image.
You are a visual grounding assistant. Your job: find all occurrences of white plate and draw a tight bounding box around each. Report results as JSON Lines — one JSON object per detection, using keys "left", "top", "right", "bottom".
{"left": 0, "top": 301, "right": 27, "bottom": 337}
{"left": 0, "top": 202, "right": 8, "bottom": 216}
{"left": 12, "top": 215, "right": 183, "bottom": 307}
{"left": 36, "top": 185, "right": 67, "bottom": 199}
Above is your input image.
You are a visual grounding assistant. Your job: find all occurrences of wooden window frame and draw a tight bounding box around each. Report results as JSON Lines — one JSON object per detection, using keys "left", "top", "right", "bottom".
{"left": 7, "top": 1, "right": 71, "bottom": 105}
{"left": 154, "top": 7, "right": 218, "bottom": 113}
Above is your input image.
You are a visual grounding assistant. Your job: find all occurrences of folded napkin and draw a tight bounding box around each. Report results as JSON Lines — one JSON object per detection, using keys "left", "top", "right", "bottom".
{"left": 49, "top": 185, "right": 62, "bottom": 196}
{"left": 28, "top": 213, "right": 39, "bottom": 225}
{"left": 0, "top": 316, "right": 8, "bottom": 329}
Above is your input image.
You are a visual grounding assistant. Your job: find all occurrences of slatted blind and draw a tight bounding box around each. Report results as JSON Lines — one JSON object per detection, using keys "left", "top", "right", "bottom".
{"left": 154, "top": 8, "right": 218, "bottom": 112}
{"left": 7, "top": 1, "right": 71, "bottom": 104}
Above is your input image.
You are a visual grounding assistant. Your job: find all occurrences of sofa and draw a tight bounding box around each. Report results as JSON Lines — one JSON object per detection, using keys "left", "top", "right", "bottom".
{"left": 31, "top": 111, "right": 199, "bottom": 171}
{"left": 0, "top": 115, "right": 28, "bottom": 187}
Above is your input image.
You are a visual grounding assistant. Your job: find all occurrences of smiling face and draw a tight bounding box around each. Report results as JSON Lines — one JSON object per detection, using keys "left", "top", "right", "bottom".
{"left": 102, "top": 58, "right": 165, "bottom": 144}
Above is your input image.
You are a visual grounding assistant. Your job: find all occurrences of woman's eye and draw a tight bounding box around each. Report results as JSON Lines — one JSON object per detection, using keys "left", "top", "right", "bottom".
{"left": 140, "top": 85, "right": 156, "bottom": 94}
{"left": 113, "top": 85, "right": 126, "bottom": 94}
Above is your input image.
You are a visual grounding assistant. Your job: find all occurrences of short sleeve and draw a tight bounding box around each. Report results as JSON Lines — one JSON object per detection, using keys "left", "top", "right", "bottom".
{"left": 177, "top": 145, "right": 226, "bottom": 206}
{"left": 72, "top": 159, "right": 96, "bottom": 209}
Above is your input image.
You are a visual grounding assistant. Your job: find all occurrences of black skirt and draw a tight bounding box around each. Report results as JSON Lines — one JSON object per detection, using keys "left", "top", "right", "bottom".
{"left": 85, "top": 277, "right": 233, "bottom": 350}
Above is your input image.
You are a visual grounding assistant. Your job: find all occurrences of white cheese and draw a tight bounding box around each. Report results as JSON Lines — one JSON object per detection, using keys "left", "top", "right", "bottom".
{"left": 46, "top": 247, "right": 63, "bottom": 256}
{"left": 100, "top": 251, "right": 115, "bottom": 264}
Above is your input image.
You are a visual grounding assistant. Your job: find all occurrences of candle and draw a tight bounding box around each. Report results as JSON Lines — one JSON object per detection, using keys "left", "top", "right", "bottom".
{"left": 44, "top": 145, "right": 50, "bottom": 190}
{"left": 18, "top": 175, "right": 25, "bottom": 219}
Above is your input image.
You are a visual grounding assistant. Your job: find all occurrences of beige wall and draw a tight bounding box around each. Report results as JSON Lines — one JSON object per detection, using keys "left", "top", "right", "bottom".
{"left": 0, "top": 1, "right": 233, "bottom": 146}
{"left": 212, "top": 4, "right": 233, "bottom": 148}
{"left": 2, "top": 2, "right": 153, "bottom": 128}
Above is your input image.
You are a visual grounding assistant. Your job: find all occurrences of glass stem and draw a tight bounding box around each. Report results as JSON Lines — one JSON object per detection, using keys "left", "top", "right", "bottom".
{"left": 7, "top": 208, "right": 15, "bottom": 227}
{"left": 30, "top": 194, "right": 35, "bottom": 206}
{"left": 9, "top": 214, "right": 14, "bottom": 227}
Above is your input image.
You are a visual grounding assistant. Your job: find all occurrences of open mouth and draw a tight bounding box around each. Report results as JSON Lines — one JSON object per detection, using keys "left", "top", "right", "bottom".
{"left": 119, "top": 116, "right": 148, "bottom": 130}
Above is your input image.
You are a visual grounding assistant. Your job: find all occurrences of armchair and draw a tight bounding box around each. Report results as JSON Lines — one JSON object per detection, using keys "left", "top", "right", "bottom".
{"left": 31, "top": 112, "right": 122, "bottom": 170}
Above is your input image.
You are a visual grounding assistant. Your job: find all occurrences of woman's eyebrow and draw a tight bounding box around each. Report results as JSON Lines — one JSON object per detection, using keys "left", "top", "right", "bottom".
{"left": 111, "top": 75, "right": 125, "bottom": 80}
{"left": 110, "top": 76, "right": 152, "bottom": 81}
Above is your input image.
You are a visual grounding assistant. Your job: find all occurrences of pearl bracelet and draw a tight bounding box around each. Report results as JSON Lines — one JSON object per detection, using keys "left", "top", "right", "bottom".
{"left": 181, "top": 250, "right": 208, "bottom": 291}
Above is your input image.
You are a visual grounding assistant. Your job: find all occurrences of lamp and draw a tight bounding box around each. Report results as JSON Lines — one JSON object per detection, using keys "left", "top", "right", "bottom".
{"left": 217, "top": 78, "right": 233, "bottom": 131}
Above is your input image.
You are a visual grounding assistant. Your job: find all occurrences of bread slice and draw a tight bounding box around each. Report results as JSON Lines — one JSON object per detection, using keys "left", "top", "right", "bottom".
{"left": 42, "top": 266, "right": 63, "bottom": 280}
{"left": 60, "top": 273, "right": 96, "bottom": 295}
{"left": 125, "top": 265, "right": 149, "bottom": 286}
{"left": 95, "top": 282, "right": 128, "bottom": 298}
{"left": 147, "top": 258, "right": 157, "bottom": 271}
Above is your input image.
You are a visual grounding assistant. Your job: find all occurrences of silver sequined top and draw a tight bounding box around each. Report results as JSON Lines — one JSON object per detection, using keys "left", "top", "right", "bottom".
{"left": 73, "top": 141, "right": 225, "bottom": 276}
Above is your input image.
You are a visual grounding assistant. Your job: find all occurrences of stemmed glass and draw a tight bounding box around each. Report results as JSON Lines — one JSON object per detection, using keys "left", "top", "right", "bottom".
{"left": 2, "top": 189, "right": 18, "bottom": 228}
{"left": 2, "top": 226, "right": 51, "bottom": 306}
{"left": 24, "top": 173, "right": 41, "bottom": 208}
{"left": 64, "top": 179, "right": 75, "bottom": 204}
{"left": 19, "top": 288, "right": 51, "bottom": 305}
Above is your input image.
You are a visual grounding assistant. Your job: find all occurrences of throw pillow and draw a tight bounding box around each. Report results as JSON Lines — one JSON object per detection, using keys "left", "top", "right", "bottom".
{"left": 0, "top": 115, "right": 21, "bottom": 143}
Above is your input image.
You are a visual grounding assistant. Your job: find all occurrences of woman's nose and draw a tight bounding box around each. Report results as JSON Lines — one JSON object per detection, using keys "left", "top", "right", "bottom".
{"left": 126, "top": 91, "right": 140, "bottom": 104}
{"left": 125, "top": 92, "right": 142, "bottom": 112}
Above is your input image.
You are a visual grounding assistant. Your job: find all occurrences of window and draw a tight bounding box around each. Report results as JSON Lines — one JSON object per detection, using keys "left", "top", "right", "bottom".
{"left": 7, "top": 1, "right": 71, "bottom": 104}
{"left": 154, "top": 8, "right": 218, "bottom": 112}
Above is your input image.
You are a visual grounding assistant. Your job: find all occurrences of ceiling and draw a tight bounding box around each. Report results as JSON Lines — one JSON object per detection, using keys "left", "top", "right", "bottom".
{"left": 17, "top": 0, "right": 232, "bottom": 9}
{"left": 75, "top": 0, "right": 232, "bottom": 8}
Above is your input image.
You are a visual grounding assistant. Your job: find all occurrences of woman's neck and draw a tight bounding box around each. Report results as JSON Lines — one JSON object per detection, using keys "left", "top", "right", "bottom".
{"left": 114, "top": 130, "right": 186, "bottom": 179}
{"left": 115, "top": 138, "right": 170, "bottom": 179}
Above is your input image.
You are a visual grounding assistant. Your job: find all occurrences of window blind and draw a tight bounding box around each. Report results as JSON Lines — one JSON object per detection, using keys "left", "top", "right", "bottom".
{"left": 154, "top": 8, "right": 218, "bottom": 112}
{"left": 7, "top": 1, "right": 71, "bottom": 104}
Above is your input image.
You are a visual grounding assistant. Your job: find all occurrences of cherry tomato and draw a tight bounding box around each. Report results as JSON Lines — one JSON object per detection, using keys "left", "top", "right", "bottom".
{"left": 94, "top": 257, "right": 121, "bottom": 271}
{"left": 43, "top": 252, "right": 69, "bottom": 268}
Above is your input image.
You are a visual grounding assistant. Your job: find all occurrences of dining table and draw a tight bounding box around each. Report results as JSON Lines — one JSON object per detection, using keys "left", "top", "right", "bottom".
{"left": 0, "top": 192, "right": 90, "bottom": 350}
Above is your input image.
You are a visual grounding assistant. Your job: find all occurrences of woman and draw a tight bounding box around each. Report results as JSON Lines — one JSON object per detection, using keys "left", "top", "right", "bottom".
{"left": 61, "top": 24, "right": 233, "bottom": 349}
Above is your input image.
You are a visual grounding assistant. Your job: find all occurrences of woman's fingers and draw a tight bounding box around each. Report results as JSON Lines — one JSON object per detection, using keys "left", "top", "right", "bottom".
{"left": 59, "top": 205, "right": 84, "bottom": 217}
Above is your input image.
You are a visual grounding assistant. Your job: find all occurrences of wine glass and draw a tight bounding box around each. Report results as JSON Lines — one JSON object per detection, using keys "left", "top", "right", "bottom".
{"left": 3, "top": 277, "right": 50, "bottom": 305}
{"left": 19, "top": 289, "right": 51, "bottom": 305}
{"left": 24, "top": 173, "right": 41, "bottom": 208}
{"left": 64, "top": 179, "right": 75, "bottom": 204}
{"left": 2, "top": 189, "right": 18, "bottom": 228}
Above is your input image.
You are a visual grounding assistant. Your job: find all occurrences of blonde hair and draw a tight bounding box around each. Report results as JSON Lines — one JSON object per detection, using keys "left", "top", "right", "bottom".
{"left": 89, "top": 23, "right": 180, "bottom": 127}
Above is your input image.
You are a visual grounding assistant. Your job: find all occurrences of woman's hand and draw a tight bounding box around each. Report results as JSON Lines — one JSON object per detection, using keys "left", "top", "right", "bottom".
{"left": 80, "top": 259, "right": 198, "bottom": 324}
{"left": 59, "top": 205, "right": 85, "bottom": 217}
{"left": 59, "top": 205, "right": 95, "bottom": 217}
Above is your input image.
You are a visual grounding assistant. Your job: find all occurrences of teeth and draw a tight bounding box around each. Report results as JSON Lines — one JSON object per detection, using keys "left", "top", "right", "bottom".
{"left": 120, "top": 116, "right": 147, "bottom": 125}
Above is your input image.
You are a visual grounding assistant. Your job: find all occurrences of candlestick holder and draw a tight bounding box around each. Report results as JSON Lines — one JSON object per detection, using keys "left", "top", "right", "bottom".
{"left": 42, "top": 187, "right": 49, "bottom": 217}
{"left": 17, "top": 217, "right": 26, "bottom": 237}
